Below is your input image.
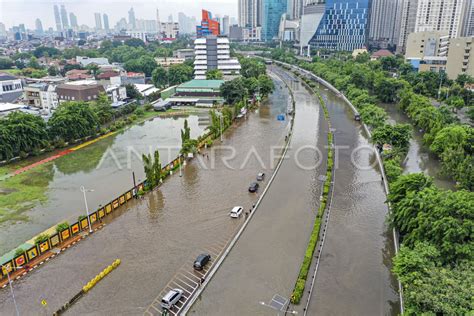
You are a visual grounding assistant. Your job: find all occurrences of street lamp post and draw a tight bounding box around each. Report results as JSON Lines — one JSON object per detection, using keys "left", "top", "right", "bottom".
{"left": 80, "top": 186, "right": 94, "bottom": 233}
{"left": 179, "top": 155, "right": 183, "bottom": 177}
{"left": 2, "top": 265, "right": 22, "bottom": 316}
{"left": 219, "top": 114, "right": 223, "bottom": 142}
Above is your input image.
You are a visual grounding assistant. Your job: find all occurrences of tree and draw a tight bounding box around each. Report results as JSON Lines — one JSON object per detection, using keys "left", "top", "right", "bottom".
{"left": 257, "top": 74, "right": 275, "bottom": 97}
{"left": 86, "top": 63, "right": 100, "bottom": 78}
{"left": 124, "top": 38, "right": 146, "bottom": 48}
{"left": 142, "top": 150, "right": 162, "bottom": 190}
{"left": 125, "top": 84, "right": 143, "bottom": 100}
{"left": 124, "top": 55, "right": 157, "bottom": 77}
{"left": 455, "top": 73, "right": 473, "bottom": 87}
{"left": 48, "top": 102, "right": 99, "bottom": 142}
{"left": 47, "top": 66, "right": 58, "bottom": 76}
{"left": 374, "top": 76, "right": 404, "bottom": 103}
{"left": 220, "top": 78, "right": 248, "bottom": 104}
{"left": 27, "top": 57, "right": 42, "bottom": 69}
{"left": 206, "top": 69, "right": 223, "bottom": 80}
{"left": 359, "top": 104, "right": 388, "bottom": 128}
{"left": 152, "top": 66, "right": 168, "bottom": 88}
{"left": 371, "top": 124, "right": 411, "bottom": 150}
{"left": 33, "top": 46, "right": 60, "bottom": 58}
{"left": 0, "top": 57, "right": 14, "bottom": 69}
{"left": 0, "top": 111, "right": 48, "bottom": 159}
{"left": 167, "top": 63, "right": 193, "bottom": 85}
{"left": 91, "top": 93, "right": 114, "bottom": 124}
{"left": 240, "top": 58, "right": 266, "bottom": 78}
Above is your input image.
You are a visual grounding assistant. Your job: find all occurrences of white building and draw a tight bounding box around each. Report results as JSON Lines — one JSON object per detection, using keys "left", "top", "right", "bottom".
{"left": 0, "top": 73, "right": 23, "bottom": 103}
{"left": 160, "top": 22, "right": 179, "bottom": 39}
{"left": 0, "top": 103, "right": 25, "bottom": 117}
{"left": 193, "top": 36, "right": 241, "bottom": 80}
{"left": 24, "top": 83, "right": 59, "bottom": 113}
{"left": 76, "top": 56, "right": 110, "bottom": 67}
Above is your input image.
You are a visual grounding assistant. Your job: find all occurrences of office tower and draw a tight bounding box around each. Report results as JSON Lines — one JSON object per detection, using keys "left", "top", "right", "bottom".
{"left": 69, "top": 13, "right": 78, "bottom": 29}
{"left": 35, "top": 18, "right": 44, "bottom": 35}
{"left": 369, "top": 0, "right": 403, "bottom": 49}
{"left": 197, "top": 10, "right": 220, "bottom": 37}
{"left": 60, "top": 4, "right": 69, "bottom": 29}
{"left": 129, "top": 7, "right": 136, "bottom": 29}
{"left": 398, "top": 0, "right": 467, "bottom": 53}
{"left": 115, "top": 18, "right": 128, "bottom": 31}
{"left": 168, "top": 15, "right": 173, "bottom": 23}
{"left": 0, "top": 22, "right": 6, "bottom": 35}
{"left": 193, "top": 36, "right": 241, "bottom": 79}
{"left": 288, "top": 0, "right": 304, "bottom": 19}
{"left": 157, "top": 9, "right": 161, "bottom": 34}
{"left": 95, "top": 13, "right": 103, "bottom": 30}
{"left": 103, "top": 14, "right": 110, "bottom": 31}
{"left": 262, "top": 0, "right": 287, "bottom": 41}
{"left": 222, "top": 16, "right": 230, "bottom": 35}
{"left": 54, "top": 4, "right": 62, "bottom": 31}
{"left": 179, "top": 12, "right": 198, "bottom": 34}
{"left": 308, "top": 0, "right": 371, "bottom": 51}
{"left": 239, "top": 0, "right": 262, "bottom": 27}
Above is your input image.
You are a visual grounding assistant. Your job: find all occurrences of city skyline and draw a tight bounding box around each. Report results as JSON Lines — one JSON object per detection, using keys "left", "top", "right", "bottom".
{"left": 0, "top": 0, "right": 238, "bottom": 30}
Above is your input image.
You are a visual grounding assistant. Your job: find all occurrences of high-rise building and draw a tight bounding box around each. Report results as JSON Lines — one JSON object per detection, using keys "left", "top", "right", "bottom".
{"left": 262, "top": 0, "right": 287, "bottom": 41}
{"left": 54, "top": 4, "right": 62, "bottom": 31}
{"left": 369, "top": 0, "right": 403, "bottom": 49}
{"left": 405, "top": 31, "right": 449, "bottom": 73}
{"left": 193, "top": 36, "right": 241, "bottom": 79}
{"left": 398, "top": 0, "right": 468, "bottom": 53}
{"left": 179, "top": 12, "right": 197, "bottom": 34}
{"left": 103, "top": 14, "right": 110, "bottom": 31}
{"left": 197, "top": 10, "right": 220, "bottom": 37}
{"left": 35, "top": 18, "right": 44, "bottom": 35}
{"left": 95, "top": 13, "right": 103, "bottom": 30}
{"left": 222, "top": 16, "right": 230, "bottom": 35}
{"left": 129, "top": 7, "right": 136, "bottom": 30}
{"left": 69, "top": 13, "right": 78, "bottom": 29}
{"left": 239, "top": 0, "right": 262, "bottom": 28}
{"left": 288, "top": 0, "right": 304, "bottom": 19}
{"left": 461, "top": 0, "right": 474, "bottom": 36}
{"left": 60, "top": 4, "right": 69, "bottom": 29}
{"left": 160, "top": 22, "right": 180, "bottom": 39}
{"left": 307, "top": 0, "right": 370, "bottom": 50}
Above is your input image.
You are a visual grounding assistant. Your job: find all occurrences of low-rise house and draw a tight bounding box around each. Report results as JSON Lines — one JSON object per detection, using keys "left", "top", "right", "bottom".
{"left": 65, "top": 69, "right": 94, "bottom": 81}
{"left": 370, "top": 49, "right": 394, "bottom": 61}
{"left": 155, "top": 57, "right": 185, "bottom": 67}
{"left": 174, "top": 49, "right": 194, "bottom": 60}
{"left": 110, "top": 71, "right": 146, "bottom": 86}
{"left": 76, "top": 56, "right": 110, "bottom": 67}
{"left": 0, "top": 73, "right": 23, "bottom": 103}
{"left": 23, "top": 83, "right": 59, "bottom": 113}
{"left": 0, "top": 102, "right": 25, "bottom": 116}
{"left": 106, "top": 84, "right": 128, "bottom": 107}
{"left": 166, "top": 79, "right": 224, "bottom": 107}
{"left": 56, "top": 80, "right": 105, "bottom": 103}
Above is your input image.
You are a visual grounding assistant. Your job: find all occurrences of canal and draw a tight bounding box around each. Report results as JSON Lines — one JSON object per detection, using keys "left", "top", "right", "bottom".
{"left": 0, "top": 73, "right": 290, "bottom": 315}
{"left": 0, "top": 114, "right": 208, "bottom": 256}
{"left": 378, "top": 102, "right": 455, "bottom": 190}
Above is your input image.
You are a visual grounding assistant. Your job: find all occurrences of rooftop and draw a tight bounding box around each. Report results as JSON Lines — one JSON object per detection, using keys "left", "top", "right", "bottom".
{"left": 0, "top": 73, "right": 18, "bottom": 81}
{"left": 371, "top": 49, "right": 394, "bottom": 58}
{"left": 178, "top": 80, "right": 224, "bottom": 89}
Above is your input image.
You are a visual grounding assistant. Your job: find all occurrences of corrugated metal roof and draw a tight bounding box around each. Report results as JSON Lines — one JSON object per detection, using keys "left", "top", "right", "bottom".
{"left": 178, "top": 80, "right": 224, "bottom": 89}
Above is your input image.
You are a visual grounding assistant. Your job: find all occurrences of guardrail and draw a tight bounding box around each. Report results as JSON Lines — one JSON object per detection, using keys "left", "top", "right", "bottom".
{"left": 273, "top": 60, "right": 404, "bottom": 314}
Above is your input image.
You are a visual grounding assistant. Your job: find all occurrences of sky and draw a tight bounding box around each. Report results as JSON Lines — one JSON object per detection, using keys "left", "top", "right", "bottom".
{"left": 0, "top": 0, "right": 238, "bottom": 29}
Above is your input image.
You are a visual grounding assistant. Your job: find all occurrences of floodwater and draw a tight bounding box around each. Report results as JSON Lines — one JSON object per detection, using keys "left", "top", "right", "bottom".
{"left": 189, "top": 66, "right": 326, "bottom": 315}
{"left": 0, "top": 114, "right": 208, "bottom": 255}
{"left": 0, "top": 74, "right": 290, "bottom": 315}
{"left": 378, "top": 103, "right": 455, "bottom": 190}
{"left": 307, "top": 84, "right": 400, "bottom": 315}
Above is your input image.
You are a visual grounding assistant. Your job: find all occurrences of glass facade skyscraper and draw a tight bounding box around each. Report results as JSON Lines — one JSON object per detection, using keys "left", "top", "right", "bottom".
{"left": 262, "top": 0, "right": 287, "bottom": 41}
{"left": 309, "top": 0, "right": 371, "bottom": 51}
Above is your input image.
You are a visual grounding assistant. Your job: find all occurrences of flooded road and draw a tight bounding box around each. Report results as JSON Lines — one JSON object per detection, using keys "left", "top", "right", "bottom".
{"left": 307, "top": 84, "right": 400, "bottom": 315}
{"left": 0, "top": 114, "right": 207, "bottom": 255}
{"left": 189, "top": 66, "right": 326, "bottom": 316}
{"left": 0, "top": 73, "right": 290, "bottom": 315}
{"left": 378, "top": 103, "right": 455, "bottom": 190}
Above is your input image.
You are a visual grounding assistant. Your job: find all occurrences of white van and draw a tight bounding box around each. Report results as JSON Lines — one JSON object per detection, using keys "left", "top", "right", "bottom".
{"left": 230, "top": 206, "right": 244, "bottom": 218}
{"left": 161, "top": 288, "right": 183, "bottom": 310}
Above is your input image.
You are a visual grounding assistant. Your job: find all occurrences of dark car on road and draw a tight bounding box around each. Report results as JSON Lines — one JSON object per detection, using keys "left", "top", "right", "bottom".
{"left": 193, "top": 253, "right": 211, "bottom": 271}
{"left": 248, "top": 182, "right": 259, "bottom": 193}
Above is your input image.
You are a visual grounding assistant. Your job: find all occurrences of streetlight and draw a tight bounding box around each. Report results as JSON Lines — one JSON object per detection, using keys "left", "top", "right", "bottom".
{"left": 179, "top": 155, "right": 183, "bottom": 177}
{"left": 80, "top": 186, "right": 94, "bottom": 233}
{"left": 2, "top": 264, "right": 23, "bottom": 316}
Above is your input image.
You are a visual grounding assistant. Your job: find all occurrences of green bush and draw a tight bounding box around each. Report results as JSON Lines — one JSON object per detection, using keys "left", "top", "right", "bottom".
{"left": 14, "top": 248, "right": 26, "bottom": 257}
{"left": 56, "top": 221, "right": 70, "bottom": 233}
{"left": 34, "top": 233, "right": 49, "bottom": 245}
{"left": 384, "top": 158, "right": 403, "bottom": 182}
{"left": 78, "top": 214, "right": 87, "bottom": 221}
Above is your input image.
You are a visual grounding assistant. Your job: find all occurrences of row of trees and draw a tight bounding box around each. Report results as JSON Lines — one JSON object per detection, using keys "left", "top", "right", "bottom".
{"left": 0, "top": 94, "right": 143, "bottom": 161}
{"left": 388, "top": 173, "right": 473, "bottom": 314}
{"left": 151, "top": 62, "right": 194, "bottom": 88}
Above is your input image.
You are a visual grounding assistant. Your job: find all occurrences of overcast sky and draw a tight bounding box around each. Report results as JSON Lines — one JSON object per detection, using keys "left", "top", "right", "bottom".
{"left": 0, "top": 0, "right": 238, "bottom": 29}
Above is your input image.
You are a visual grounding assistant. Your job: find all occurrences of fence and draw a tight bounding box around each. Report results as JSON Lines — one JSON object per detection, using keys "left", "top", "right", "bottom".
{"left": 0, "top": 131, "right": 215, "bottom": 281}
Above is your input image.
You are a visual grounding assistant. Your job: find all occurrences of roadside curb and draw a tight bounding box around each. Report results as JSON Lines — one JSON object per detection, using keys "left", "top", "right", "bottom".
{"left": 181, "top": 70, "right": 296, "bottom": 315}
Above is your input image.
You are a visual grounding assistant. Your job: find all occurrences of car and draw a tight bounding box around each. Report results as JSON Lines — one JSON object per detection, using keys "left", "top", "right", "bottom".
{"left": 193, "top": 253, "right": 211, "bottom": 270}
{"left": 256, "top": 172, "right": 265, "bottom": 181}
{"left": 161, "top": 288, "right": 183, "bottom": 310}
{"left": 248, "top": 182, "right": 259, "bottom": 193}
{"left": 230, "top": 206, "right": 244, "bottom": 218}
